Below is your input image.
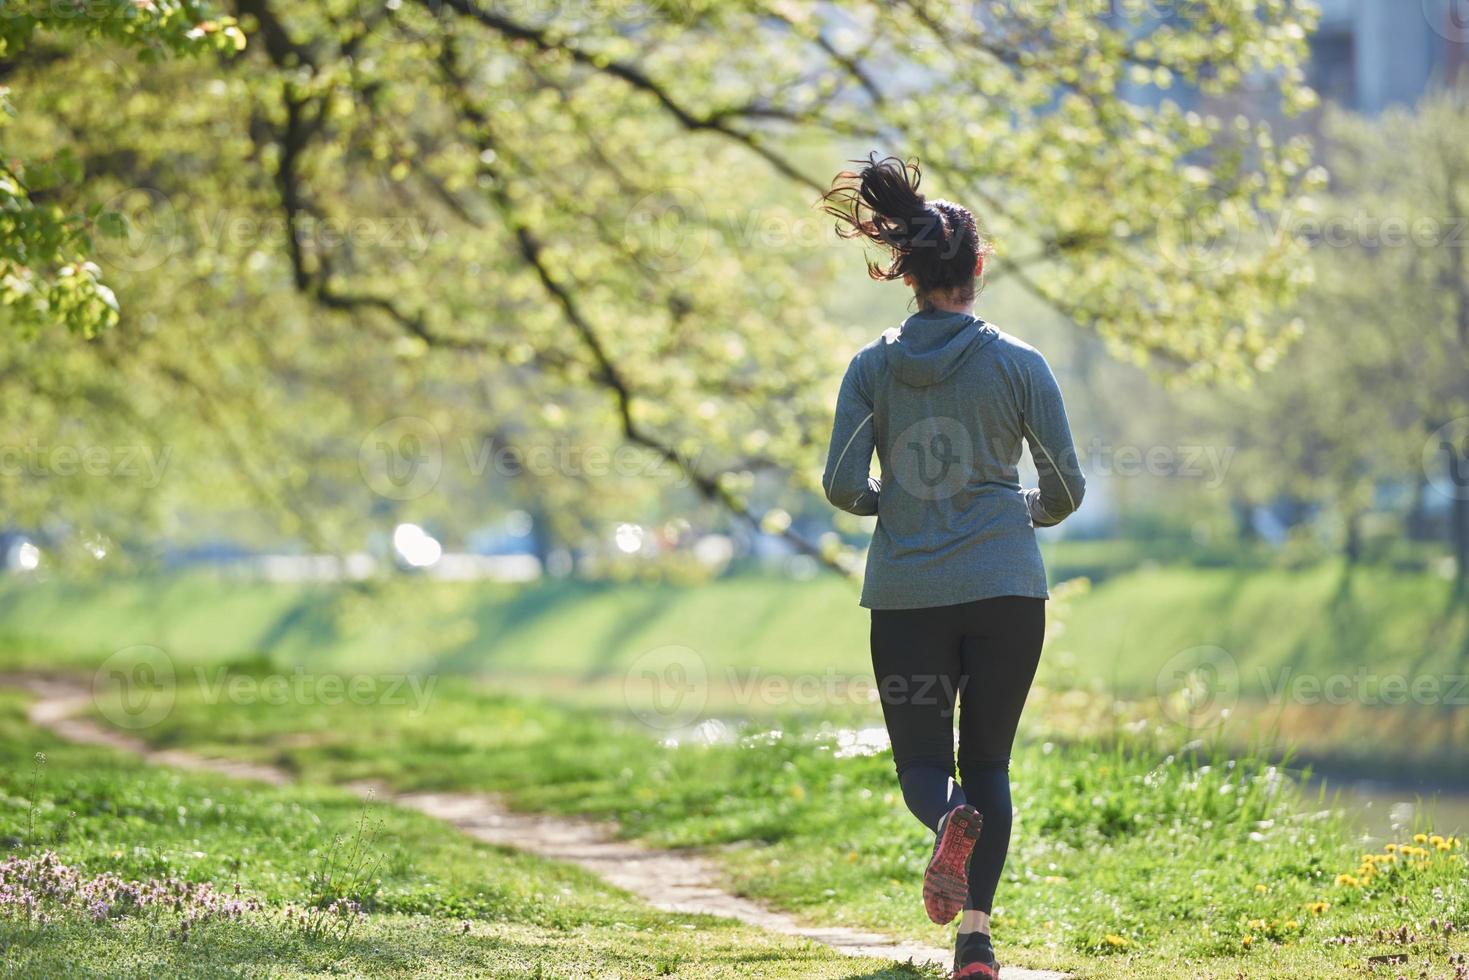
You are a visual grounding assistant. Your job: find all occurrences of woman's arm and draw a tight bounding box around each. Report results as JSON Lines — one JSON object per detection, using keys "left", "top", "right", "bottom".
{"left": 822, "top": 357, "right": 880, "bottom": 516}
{"left": 1021, "top": 352, "right": 1085, "bottom": 527}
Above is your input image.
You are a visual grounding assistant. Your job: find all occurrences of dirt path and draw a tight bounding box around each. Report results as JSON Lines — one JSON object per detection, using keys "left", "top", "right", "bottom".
{"left": 3, "top": 672, "right": 1071, "bottom": 980}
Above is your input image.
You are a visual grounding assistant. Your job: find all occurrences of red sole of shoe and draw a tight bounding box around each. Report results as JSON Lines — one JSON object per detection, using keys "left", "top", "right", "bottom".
{"left": 923, "top": 805, "right": 982, "bottom": 924}
{"left": 952, "top": 963, "right": 1000, "bottom": 979}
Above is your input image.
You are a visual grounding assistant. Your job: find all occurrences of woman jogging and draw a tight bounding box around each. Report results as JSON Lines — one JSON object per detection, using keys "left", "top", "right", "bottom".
{"left": 820, "top": 154, "right": 1086, "bottom": 980}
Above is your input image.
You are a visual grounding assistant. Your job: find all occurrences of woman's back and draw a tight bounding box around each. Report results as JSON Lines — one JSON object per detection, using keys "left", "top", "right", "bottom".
{"left": 824, "top": 309, "right": 1084, "bottom": 609}
{"left": 818, "top": 151, "right": 1086, "bottom": 977}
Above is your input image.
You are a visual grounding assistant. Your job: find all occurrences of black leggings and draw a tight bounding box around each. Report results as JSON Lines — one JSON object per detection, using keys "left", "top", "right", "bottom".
{"left": 870, "top": 595, "right": 1045, "bottom": 915}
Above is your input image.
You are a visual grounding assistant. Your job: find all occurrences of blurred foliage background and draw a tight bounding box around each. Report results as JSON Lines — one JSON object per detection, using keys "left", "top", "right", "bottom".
{"left": 1, "top": 1, "right": 1467, "bottom": 773}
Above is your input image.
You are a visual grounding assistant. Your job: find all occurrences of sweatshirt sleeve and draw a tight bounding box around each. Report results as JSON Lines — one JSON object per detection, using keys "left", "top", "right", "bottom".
{"left": 822, "top": 356, "right": 880, "bottom": 516}
{"left": 1020, "top": 353, "right": 1085, "bottom": 528}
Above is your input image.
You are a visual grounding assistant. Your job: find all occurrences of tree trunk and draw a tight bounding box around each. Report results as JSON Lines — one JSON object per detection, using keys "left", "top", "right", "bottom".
{"left": 1454, "top": 495, "right": 1469, "bottom": 595}
{"left": 1406, "top": 476, "right": 1430, "bottom": 541}
{"left": 1231, "top": 499, "right": 1257, "bottom": 543}
{"left": 1343, "top": 509, "right": 1363, "bottom": 565}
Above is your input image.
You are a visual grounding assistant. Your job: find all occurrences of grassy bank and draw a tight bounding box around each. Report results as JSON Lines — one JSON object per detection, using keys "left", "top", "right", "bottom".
{"left": 0, "top": 687, "right": 915, "bottom": 978}
{"left": 1055, "top": 562, "right": 1468, "bottom": 694}
{"left": 3, "top": 562, "right": 1464, "bottom": 778}
{"left": 4, "top": 561, "right": 1468, "bottom": 976}
{"left": 96, "top": 674, "right": 1469, "bottom": 980}
{"left": 1, "top": 561, "right": 1462, "bottom": 688}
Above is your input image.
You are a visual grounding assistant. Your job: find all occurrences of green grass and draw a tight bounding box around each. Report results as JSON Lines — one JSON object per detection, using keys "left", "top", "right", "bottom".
{"left": 3, "top": 561, "right": 1462, "bottom": 691}
{"left": 1055, "top": 562, "right": 1469, "bottom": 695}
{"left": 111, "top": 676, "right": 1469, "bottom": 979}
{"left": 0, "top": 688, "right": 926, "bottom": 978}
{"left": 1040, "top": 563, "right": 1469, "bottom": 778}
{"left": 0, "top": 572, "right": 869, "bottom": 679}
{"left": 5, "top": 562, "right": 1464, "bottom": 775}
{"left": 4, "top": 565, "right": 1469, "bottom": 975}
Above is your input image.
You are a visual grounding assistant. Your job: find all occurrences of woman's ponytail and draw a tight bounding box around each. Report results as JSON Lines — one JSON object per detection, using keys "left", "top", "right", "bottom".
{"left": 821, "top": 153, "right": 989, "bottom": 304}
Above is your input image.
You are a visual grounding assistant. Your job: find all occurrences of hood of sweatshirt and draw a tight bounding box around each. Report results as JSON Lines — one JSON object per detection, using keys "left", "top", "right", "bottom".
{"left": 881, "top": 310, "right": 999, "bottom": 387}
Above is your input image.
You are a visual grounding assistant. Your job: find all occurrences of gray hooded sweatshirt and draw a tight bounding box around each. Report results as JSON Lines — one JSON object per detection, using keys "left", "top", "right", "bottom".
{"left": 823, "top": 310, "right": 1085, "bottom": 609}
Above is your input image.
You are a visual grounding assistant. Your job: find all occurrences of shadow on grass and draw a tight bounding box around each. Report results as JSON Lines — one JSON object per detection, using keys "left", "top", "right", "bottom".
{"left": 0, "top": 915, "right": 951, "bottom": 979}
{"left": 429, "top": 578, "right": 609, "bottom": 675}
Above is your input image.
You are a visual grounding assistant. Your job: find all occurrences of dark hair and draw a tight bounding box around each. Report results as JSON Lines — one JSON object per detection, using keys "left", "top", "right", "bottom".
{"left": 820, "top": 153, "right": 990, "bottom": 304}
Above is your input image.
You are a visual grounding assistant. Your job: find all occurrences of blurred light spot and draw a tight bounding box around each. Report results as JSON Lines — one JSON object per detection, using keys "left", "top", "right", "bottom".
{"left": 15, "top": 541, "right": 40, "bottom": 571}
{"left": 505, "top": 510, "right": 533, "bottom": 537}
{"left": 393, "top": 523, "right": 442, "bottom": 568}
{"left": 614, "top": 523, "right": 644, "bottom": 555}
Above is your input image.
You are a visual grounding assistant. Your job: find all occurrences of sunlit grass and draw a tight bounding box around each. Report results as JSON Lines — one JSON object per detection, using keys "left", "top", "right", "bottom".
{"left": 0, "top": 688, "right": 926, "bottom": 978}
{"left": 122, "top": 677, "right": 1469, "bottom": 978}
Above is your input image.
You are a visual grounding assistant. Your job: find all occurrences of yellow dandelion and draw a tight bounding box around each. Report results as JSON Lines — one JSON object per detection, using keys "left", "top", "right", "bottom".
{"left": 1414, "top": 833, "right": 1428, "bottom": 844}
{"left": 1304, "top": 901, "right": 1329, "bottom": 915}
{"left": 1242, "top": 935, "right": 1254, "bottom": 947}
{"left": 1254, "top": 883, "right": 1267, "bottom": 894}
{"left": 1103, "top": 934, "right": 1129, "bottom": 948}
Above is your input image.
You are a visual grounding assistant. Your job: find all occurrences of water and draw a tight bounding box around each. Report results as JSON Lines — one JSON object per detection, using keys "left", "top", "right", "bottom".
{"left": 659, "top": 720, "right": 892, "bottom": 758}
{"left": 1309, "top": 772, "right": 1469, "bottom": 840}
{"left": 656, "top": 719, "right": 1469, "bottom": 840}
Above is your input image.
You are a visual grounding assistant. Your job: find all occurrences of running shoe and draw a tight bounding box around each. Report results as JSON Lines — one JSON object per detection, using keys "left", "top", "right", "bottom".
{"left": 922, "top": 803, "right": 982, "bottom": 924}
{"left": 952, "top": 930, "right": 1000, "bottom": 979}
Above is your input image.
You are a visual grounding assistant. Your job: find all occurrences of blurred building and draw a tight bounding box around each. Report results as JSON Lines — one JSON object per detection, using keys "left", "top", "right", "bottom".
{"left": 1311, "top": 0, "right": 1466, "bottom": 112}
{"left": 1114, "top": 1, "right": 1466, "bottom": 115}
